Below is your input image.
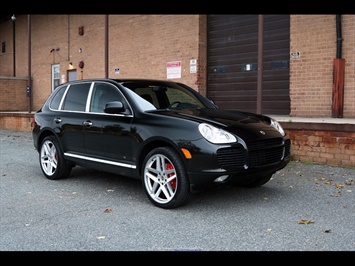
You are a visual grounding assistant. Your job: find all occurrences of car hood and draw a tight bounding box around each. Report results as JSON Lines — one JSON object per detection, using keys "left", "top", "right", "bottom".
{"left": 150, "top": 108, "right": 283, "bottom": 140}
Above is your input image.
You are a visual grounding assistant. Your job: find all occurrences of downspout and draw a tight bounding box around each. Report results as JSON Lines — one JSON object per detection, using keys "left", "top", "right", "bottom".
{"left": 256, "top": 15, "right": 264, "bottom": 114}
{"left": 105, "top": 15, "right": 108, "bottom": 78}
{"left": 336, "top": 14, "right": 342, "bottom": 59}
{"left": 27, "top": 15, "right": 31, "bottom": 113}
{"left": 331, "top": 14, "right": 345, "bottom": 118}
{"left": 68, "top": 15, "right": 70, "bottom": 62}
{"left": 12, "top": 15, "right": 16, "bottom": 77}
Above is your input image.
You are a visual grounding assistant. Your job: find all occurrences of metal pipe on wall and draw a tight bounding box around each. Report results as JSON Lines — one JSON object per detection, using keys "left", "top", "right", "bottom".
{"left": 332, "top": 14, "right": 345, "bottom": 118}
{"left": 257, "top": 15, "right": 264, "bottom": 114}
{"left": 12, "top": 15, "right": 16, "bottom": 77}
{"left": 27, "top": 14, "right": 31, "bottom": 113}
{"left": 105, "top": 15, "right": 108, "bottom": 78}
{"left": 68, "top": 15, "right": 70, "bottom": 62}
{"left": 336, "top": 14, "right": 342, "bottom": 59}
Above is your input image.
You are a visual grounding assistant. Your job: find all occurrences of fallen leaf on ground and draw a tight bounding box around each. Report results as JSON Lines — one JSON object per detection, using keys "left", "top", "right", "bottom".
{"left": 298, "top": 219, "right": 315, "bottom": 224}
{"left": 334, "top": 183, "right": 344, "bottom": 189}
{"left": 104, "top": 208, "right": 112, "bottom": 213}
{"left": 330, "top": 193, "right": 341, "bottom": 197}
{"left": 325, "top": 179, "right": 332, "bottom": 185}
{"left": 345, "top": 179, "right": 354, "bottom": 185}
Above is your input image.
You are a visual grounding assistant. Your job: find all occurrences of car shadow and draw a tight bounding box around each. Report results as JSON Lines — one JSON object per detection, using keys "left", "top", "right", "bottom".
{"left": 59, "top": 166, "right": 287, "bottom": 210}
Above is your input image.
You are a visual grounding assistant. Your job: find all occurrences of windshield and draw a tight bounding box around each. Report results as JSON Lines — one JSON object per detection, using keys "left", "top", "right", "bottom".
{"left": 124, "top": 88, "right": 157, "bottom": 111}
{"left": 121, "top": 81, "right": 213, "bottom": 111}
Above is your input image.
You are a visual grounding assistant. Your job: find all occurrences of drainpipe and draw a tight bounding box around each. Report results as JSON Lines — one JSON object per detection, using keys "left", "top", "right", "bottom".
{"left": 256, "top": 15, "right": 264, "bottom": 114}
{"left": 105, "top": 15, "right": 108, "bottom": 78}
{"left": 12, "top": 14, "right": 16, "bottom": 77}
{"left": 336, "top": 14, "right": 342, "bottom": 59}
{"left": 331, "top": 14, "right": 345, "bottom": 118}
{"left": 27, "top": 15, "right": 31, "bottom": 113}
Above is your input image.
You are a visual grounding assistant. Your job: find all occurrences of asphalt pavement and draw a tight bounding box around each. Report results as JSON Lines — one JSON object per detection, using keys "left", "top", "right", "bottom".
{"left": 0, "top": 129, "right": 354, "bottom": 254}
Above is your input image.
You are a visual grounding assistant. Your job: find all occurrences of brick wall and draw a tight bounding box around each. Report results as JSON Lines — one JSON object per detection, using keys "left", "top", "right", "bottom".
{"left": 1, "top": 14, "right": 354, "bottom": 118}
{"left": 0, "top": 113, "right": 33, "bottom": 132}
{"left": 290, "top": 15, "right": 355, "bottom": 118}
{"left": 0, "top": 77, "right": 28, "bottom": 111}
{"left": 282, "top": 122, "right": 355, "bottom": 167}
{"left": 26, "top": 14, "right": 203, "bottom": 111}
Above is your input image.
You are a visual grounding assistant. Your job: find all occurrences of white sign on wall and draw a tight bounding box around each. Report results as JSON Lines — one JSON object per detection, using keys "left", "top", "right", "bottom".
{"left": 167, "top": 61, "right": 181, "bottom": 79}
{"left": 190, "top": 59, "right": 197, "bottom": 73}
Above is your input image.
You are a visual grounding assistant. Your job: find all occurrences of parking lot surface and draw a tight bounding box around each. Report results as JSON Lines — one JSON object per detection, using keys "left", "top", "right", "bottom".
{"left": 0, "top": 129, "right": 354, "bottom": 252}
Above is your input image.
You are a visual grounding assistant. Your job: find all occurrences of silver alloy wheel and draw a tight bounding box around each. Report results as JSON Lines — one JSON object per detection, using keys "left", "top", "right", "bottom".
{"left": 144, "top": 153, "right": 177, "bottom": 204}
{"left": 40, "top": 139, "right": 58, "bottom": 176}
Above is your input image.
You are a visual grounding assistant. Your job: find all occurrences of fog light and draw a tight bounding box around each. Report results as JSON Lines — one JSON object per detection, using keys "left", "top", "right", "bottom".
{"left": 214, "top": 175, "right": 229, "bottom": 182}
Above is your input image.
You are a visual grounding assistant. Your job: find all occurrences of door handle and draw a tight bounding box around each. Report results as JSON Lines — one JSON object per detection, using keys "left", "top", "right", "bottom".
{"left": 83, "top": 121, "right": 93, "bottom": 127}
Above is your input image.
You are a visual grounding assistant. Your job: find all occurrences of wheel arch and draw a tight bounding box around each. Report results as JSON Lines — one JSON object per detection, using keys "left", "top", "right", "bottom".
{"left": 136, "top": 138, "right": 187, "bottom": 177}
{"left": 36, "top": 129, "right": 59, "bottom": 151}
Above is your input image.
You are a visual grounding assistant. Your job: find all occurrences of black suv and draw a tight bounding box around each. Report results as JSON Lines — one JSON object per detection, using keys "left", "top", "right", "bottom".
{"left": 32, "top": 78, "right": 291, "bottom": 209}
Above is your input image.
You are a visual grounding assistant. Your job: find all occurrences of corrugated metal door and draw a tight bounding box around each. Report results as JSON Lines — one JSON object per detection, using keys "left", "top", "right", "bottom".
{"left": 207, "top": 15, "right": 290, "bottom": 115}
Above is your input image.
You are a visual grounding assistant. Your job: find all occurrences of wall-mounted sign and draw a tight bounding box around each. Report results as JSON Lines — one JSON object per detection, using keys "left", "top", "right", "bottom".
{"left": 190, "top": 59, "right": 197, "bottom": 73}
{"left": 167, "top": 61, "right": 181, "bottom": 79}
{"left": 290, "top": 51, "right": 301, "bottom": 60}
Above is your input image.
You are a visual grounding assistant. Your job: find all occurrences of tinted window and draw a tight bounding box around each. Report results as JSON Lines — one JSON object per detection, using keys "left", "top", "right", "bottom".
{"left": 50, "top": 85, "right": 68, "bottom": 110}
{"left": 62, "top": 83, "right": 91, "bottom": 111}
{"left": 90, "top": 83, "right": 123, "bottom": 113}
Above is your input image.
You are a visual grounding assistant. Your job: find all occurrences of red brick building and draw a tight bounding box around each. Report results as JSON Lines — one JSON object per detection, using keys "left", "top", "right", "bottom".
{"left": 0, "top": 14, "right": 354, "bottom": 167}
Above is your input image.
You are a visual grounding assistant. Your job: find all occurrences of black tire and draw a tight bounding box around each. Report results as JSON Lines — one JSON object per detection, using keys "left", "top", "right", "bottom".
{"left": 232, "top": 174, "right": 272, "bottom": 188}
{"left": 39, "top": 135, "right": 72, "bottom": 180}
{"left": 142, "top": 147, "right": 191, "bottom": 209}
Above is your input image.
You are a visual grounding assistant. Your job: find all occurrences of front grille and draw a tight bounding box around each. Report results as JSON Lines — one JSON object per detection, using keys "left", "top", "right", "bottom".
{"left": 248, "top": 138, "right": 285, "bottom": 167}
{"left": 216, "top": 138, "right": 289, "bottom": 170}
{"left": 249, "top": 146, "right": 284, "bottom": 167}
{"left": 217, "top": 147, "right": 245, "bottom": 169}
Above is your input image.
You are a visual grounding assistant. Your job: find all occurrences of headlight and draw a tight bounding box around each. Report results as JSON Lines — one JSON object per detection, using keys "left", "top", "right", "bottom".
{"left": 198, "top": 123, "right": 237, "bottom": 144}
{"left": 270, "top": 119, "right": 285, "bottom": 136}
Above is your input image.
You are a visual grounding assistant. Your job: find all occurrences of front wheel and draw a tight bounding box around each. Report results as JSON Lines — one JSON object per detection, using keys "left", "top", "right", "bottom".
{"left": 142, "top": 147, "right": 191, "bottom": 209}
{"left": 39, "top": 135, "right": 72, "bottom": 180}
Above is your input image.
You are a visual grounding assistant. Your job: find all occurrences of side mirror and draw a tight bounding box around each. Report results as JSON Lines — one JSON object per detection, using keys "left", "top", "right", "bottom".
{"left": 104, "top": 101, "right": 125, "bottom": 114}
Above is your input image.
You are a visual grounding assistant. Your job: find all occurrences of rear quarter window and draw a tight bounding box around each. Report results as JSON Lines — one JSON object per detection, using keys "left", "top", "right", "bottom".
{"left": 49, "top": 85, "right": 68, "bottom": 110}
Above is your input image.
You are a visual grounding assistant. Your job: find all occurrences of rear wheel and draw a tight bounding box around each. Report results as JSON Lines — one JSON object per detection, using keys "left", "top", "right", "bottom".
{"left": 142, "top": 147, "right": 190, "bottom": 209}
{"left": 39, "top": 135, "right": 72, "bottom": 180}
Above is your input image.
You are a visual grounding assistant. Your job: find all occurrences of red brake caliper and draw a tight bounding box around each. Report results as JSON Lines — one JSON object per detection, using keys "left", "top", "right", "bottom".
{"left": 166, "top": 163, "right": 176, "bottom": 189}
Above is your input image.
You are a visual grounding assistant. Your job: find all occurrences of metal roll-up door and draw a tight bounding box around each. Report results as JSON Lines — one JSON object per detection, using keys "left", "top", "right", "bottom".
{"left": 207, "top": 15, "right": 290, "bottom": 115}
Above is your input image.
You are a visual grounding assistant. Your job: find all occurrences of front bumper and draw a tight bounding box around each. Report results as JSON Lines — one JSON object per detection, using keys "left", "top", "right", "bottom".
{"left": 184, "top": 137, "right": 292, "bottom": 188}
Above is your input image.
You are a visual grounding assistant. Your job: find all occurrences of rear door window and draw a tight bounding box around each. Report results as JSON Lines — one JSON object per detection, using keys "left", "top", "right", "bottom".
{"left": 62, "top": 83, "right": 91, "bottom": 112}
